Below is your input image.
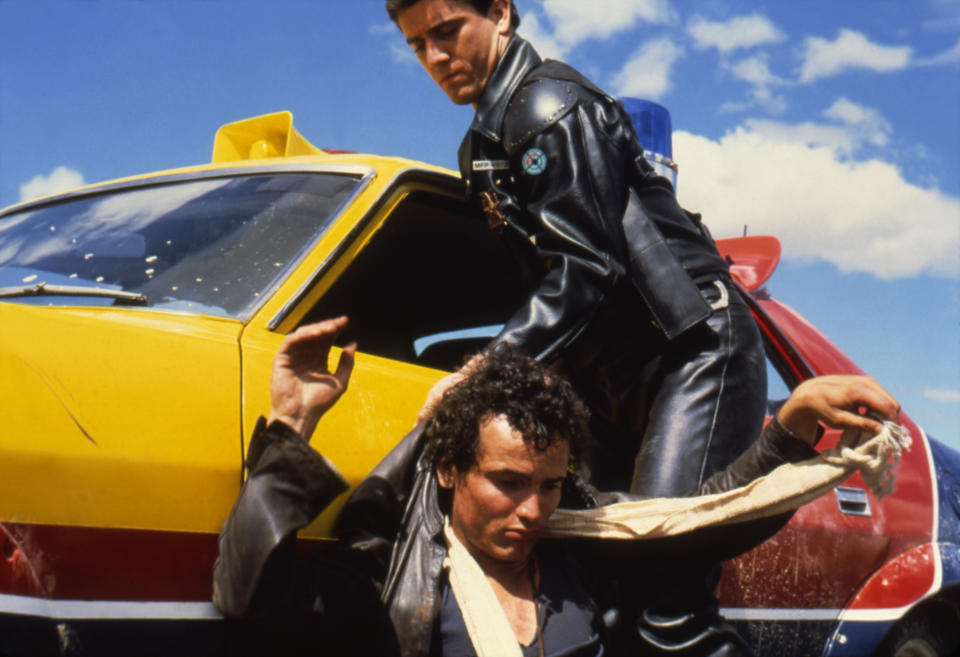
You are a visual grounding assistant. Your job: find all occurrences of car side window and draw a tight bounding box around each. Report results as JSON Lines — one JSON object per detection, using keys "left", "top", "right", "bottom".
{"left": 765, "top": 350, "right": 795, "bottom": 416}
{"left": 299, "top": 190, "right": 539, "bottom": 371}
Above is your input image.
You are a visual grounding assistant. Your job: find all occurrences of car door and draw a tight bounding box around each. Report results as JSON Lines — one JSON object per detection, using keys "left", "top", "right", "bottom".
{"left": 239, "top": 169, "right": 538, "bottom": 537}
{"left": 716, "top": 289, "right": 935, "bottom": 656}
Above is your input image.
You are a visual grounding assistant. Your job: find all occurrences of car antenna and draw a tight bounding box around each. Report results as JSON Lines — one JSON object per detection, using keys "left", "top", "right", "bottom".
{"left": 743, "top": 225, "right": 748, "bottom": 236}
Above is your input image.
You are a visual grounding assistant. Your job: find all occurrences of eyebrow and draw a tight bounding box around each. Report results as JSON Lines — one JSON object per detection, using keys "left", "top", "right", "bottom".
{"left": 405, "top": 18, "right": 462, "bottom": 45}
{"left": 488, "top": 469, "right": 565, "bottom": 485}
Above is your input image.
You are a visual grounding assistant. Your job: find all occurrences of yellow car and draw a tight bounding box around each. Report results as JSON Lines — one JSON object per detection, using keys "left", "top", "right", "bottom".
{"left": 1, "top": 112, "right": 955, "bottom": 657}
{"left": 0, "top": 111, "right": 537, "bottom": 653}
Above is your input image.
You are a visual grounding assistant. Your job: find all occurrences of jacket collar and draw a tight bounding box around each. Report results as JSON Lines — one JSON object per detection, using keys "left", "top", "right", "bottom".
{"left": 471, "top": 35, "right": 542, "bottom": 142}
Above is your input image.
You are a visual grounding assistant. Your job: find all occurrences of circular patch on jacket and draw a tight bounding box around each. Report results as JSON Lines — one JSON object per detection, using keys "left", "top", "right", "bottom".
{"left": 521, "top": 148, "right": 547, "bottom": 175}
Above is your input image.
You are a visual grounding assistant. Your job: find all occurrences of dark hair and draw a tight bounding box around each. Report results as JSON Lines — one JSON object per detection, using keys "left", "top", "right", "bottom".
{"left": 386, "top": 0, "right": 520, "bottom": 29}
{"left": 423, "top": 344, "right": 589, "bottom": 474}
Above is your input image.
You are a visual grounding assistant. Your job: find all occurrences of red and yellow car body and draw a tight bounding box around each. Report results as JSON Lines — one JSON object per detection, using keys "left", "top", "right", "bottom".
{"left": 0, "top": 113, "right": 957, "bottom": 656}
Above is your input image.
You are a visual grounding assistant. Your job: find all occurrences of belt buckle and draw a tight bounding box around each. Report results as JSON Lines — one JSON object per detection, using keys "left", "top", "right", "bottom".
{"left": 705, "top": 279, "right": 729, "bottom": 311}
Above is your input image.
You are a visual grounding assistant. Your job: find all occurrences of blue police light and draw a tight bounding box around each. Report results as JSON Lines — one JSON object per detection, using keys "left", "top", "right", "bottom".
{"left": 621, "top": 98, "right": 678, "bottom": 192}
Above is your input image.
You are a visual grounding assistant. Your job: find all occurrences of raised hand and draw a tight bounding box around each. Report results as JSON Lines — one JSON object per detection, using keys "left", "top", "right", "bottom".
{"left": 777, "top": 375, "right": 901, "bottom": 445}
{"left": 268, "top": 316, "right": 357, "bottom": 439}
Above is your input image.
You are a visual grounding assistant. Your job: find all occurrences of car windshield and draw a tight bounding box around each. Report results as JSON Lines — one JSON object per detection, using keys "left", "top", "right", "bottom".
{"left": 0, "top": 172, "right": 359, "bottom": 319}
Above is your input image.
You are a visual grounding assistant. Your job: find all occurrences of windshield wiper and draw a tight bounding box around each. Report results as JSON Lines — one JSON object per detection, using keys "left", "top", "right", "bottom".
{"left": 0, "top": 281, "right": 148, "bottom": 306}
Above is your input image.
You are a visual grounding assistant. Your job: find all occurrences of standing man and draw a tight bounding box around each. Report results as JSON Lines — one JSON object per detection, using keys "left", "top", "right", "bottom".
{"left": 387, "top": 0, "right": 768, "bottom": 653}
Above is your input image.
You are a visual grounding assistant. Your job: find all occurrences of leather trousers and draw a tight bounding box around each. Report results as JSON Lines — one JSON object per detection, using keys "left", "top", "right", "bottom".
{"left": 562, "top": 277, "right": 766, "bottom": 656}
{"left": 563, "top": 277, "right": 767, "bottom": 497}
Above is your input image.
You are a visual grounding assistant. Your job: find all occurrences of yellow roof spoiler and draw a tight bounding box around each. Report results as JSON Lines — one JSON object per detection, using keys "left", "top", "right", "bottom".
{"left": 212, "top": 111, "right": 324, "bottom": 163}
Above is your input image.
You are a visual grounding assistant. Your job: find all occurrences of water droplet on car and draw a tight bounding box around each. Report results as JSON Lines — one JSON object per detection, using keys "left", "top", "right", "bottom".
{"left": 95, "top": 276, "right": 104, "bottom": 283}
{"left": 49, "top": 226, "right": 56, "bottom": 232}
{"left": 22, "top": 274, "right": 38, "bottom": 283}
{"left": 69, "top": 273, "right": 78, "bottom": 279}
{"left": 195, "top": 277, "right": 203, "bottom": 283}
{"left": 273, "top": 262, "right": 283, "bottom": 267}
{"left": 171, "top": 286, "right": 179, "bottom": 291}
{"left": 145, "top": 255, "right": 158, "bottom": 263}
{"left": 84, "top": 253, "right": 94, "bottom": 260}
{"left": 145, "top": 268, "right": 155, "bottom": 275}
{"left": 213, "top": 287, "right": 219, "bottom": 292}
{"left": 165, "top": 240, "right": 173, "bottom": 246}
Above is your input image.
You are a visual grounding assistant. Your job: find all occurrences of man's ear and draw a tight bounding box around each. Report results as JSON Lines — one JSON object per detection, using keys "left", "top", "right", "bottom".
{"left": 437, "top": 461, "right": 456, "bottom": 489}
{"left": 490, "top": 0, "right": 512, "bottom": 35}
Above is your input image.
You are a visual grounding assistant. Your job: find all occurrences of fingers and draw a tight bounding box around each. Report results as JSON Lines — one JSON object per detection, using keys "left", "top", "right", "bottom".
{"left": 843, "top": 377, "right": 900, "bottom": 424}
{"left": 284, "top": 316, "right": 349, "bottom": 352}
{"left": 278, "top": 317, "right": 350, "bottom": 370}
{"left": 334, "top": 342, "right": 357, "bottom": 389}
{"left": 821, "top": 407, "right": 885, "bottom": 435}
{"left": 781, "top": 375, "right": 901, "bottom": 440}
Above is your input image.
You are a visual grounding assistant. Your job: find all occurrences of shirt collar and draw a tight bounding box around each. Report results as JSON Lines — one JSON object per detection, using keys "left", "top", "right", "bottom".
{"left": 471, "top": 35, "right": 542, "bottom": 142}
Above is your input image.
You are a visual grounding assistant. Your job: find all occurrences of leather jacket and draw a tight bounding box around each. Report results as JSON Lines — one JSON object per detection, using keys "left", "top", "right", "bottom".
{"left": 212, "top": 418, "right": 817, "bottom": 657}
{"left": 459, "top": 37, "right": 730, "bottom": 359}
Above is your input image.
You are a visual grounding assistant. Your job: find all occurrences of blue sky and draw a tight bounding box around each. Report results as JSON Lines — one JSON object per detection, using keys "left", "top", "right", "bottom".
{"left": 2, "top": 0, "right": 958, "bottom": 449}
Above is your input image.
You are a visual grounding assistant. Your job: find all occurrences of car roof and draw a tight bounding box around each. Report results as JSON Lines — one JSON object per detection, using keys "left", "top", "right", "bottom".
{"left": 0, "top": 111, "right": 457, "bottom": 217}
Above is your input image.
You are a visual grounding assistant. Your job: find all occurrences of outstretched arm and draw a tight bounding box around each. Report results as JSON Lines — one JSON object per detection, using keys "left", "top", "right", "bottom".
{"left": 699, "top": 374, "right": 901, "bottom": 497}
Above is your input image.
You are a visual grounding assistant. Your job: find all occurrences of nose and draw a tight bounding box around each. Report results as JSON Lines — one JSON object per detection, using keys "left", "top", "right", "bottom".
{"left": 424, "top": 38, "right": 449, "bottom": 70}
{"left": 516, "top": 491, "right": 545, "bottom": 525}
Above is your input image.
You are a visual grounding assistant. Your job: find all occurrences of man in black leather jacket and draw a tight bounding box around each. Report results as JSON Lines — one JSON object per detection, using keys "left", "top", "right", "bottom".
{"left": 393, "top": 0, "right": 765, "bottom": 504}
{"left": 389, "top": 1, "right": 767, "bottom": 652}
{"left": 212, "top": 318, "right": 901, "bottom": 657}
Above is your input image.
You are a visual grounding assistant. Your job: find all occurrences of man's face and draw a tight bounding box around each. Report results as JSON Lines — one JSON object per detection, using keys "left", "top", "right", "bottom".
{"left": 439, "top": 414, "right": 569, "bottom": 568}
{"left": 396, "top": 0, "right": 511, "bottom": 106}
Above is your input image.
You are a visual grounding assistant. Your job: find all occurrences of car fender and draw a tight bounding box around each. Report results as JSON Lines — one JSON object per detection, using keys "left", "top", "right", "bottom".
{"left": 823, "top": 428, "right": 960, "bottom": 656}
{"left": 822, "top": 541, "right": 959, "bottom": 656}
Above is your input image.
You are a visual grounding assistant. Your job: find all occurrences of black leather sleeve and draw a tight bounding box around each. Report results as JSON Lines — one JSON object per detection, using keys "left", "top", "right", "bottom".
{"left": 212, "top": 417, "right": 349, "bottom": 618}
{"left": 492, "top": 93, "right": 634, "bottom": 361}
{"left": 697, "top": 417, "right": 819, "bottom": 495}
{"left": 569, "top": 419, "right": 820, "bottom": 562}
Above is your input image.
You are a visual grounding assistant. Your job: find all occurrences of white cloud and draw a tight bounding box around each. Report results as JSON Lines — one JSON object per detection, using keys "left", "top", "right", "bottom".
{"left": 924, "top": 0, "right": 960, "bottom": 30}
{"left": 19, "top": 167, "right": 85, "bottom": 203}
{"left": 372, "top": 21, "right": 418, "bottom": 65}
{"left": 799, "top": 29, "right": 912, "bottom": 83}
{"left": 610, "top": 39, "right": 684, "bottom": 99}
{"left": 369, "top": 22, "right": 396, "bottom": 36}
{"left": 916, "top": 37, "right": 960, "bottom": 66}
{"left": 687, "top": 14, "right": 786, "bottom": 54}
{"left": 741, "top": 119, "right": 861, "bottom": 156}
{"left": 720, "top": 54, "right": 789, "bottom": 115}
{"left": 730, "top": 54, "right": 785, "bottom": 87}
{"left": 529, "top": 0, "right": 672, "bottom": 55}
{"left": 924, "top": 387, "right": 960, "bottom": 403}
{"left": 673, "top": 126, "right": 960, "bottom": 279}
{"left": 822, "top": 98, "right": 892, "bottom": 147}
{"left": 518, "top": 11, "right": 567, "bottom": 60}
{"left": 749, "top": 87, "right": 788, "bottom": 115}
{"left": 389, "top": 40, "right": 418, "bottom": 64}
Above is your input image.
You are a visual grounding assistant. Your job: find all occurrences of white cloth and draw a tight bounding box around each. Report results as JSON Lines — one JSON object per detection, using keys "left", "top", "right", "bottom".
{"left": 443, "top": 517, "right": 526, "bottom": 657}
{"left": 545, "top": 421, "right": 911, "bottom": 540}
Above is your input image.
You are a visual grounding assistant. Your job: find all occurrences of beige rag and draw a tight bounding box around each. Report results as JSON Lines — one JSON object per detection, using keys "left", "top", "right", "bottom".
{"left": 443, "top": 516, "right": 527, "bottom": 657}
{"left": 443, "top": 421, "right": 910, "bottom": 657}
{"left": 545, "top": 421, "right": 912, "bottom": 539}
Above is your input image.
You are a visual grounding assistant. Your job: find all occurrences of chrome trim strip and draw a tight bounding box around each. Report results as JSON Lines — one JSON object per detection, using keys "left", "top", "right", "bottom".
{"left": 0, "top": 592, "right": 221, "bottom": 620}
{"left": 0, "top": 163, "right": 376, "bottom": 219}
{"left": 722, "top": 606, "right": 920, "bottom": 623}
{"left": 721, "top": 607, "right": 841, "bottom": 622}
